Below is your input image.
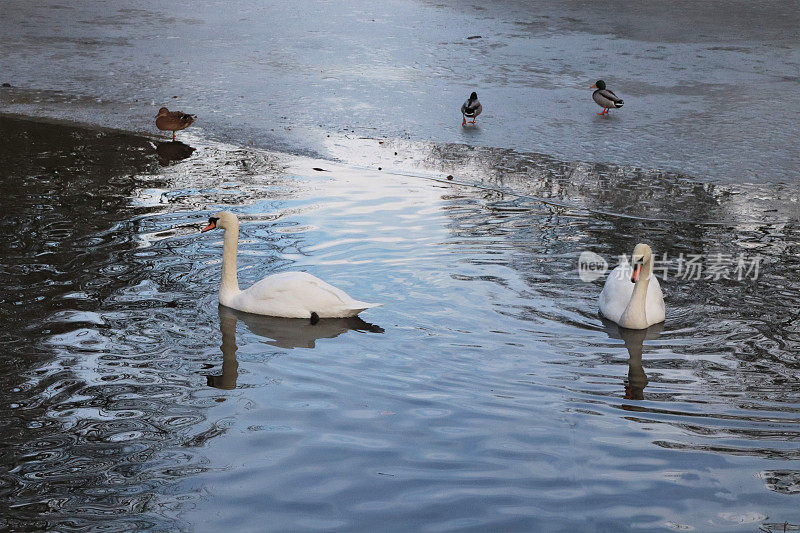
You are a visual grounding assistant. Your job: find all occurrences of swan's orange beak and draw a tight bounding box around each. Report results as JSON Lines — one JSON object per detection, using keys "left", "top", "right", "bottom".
{"left": 631, "top": 263, "right": 642, "bottom": 283}
{"left": 201, "top": 222, "right": 216, "bottom": 232}
{"left": 590, "top": 83, "right": 597, "bottom": 89}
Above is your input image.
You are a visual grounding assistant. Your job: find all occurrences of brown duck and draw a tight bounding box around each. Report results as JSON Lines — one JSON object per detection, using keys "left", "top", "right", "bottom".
{"left": 155, "top": 107, "right": 196, "bottom": 139}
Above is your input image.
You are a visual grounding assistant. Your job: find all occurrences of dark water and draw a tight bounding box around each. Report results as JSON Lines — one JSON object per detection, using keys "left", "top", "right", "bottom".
{"left": 0, "top": 116, "right": 799, "bottom": 531}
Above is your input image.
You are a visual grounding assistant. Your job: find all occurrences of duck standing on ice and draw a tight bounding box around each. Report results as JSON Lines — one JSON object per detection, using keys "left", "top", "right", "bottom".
{"left": 590, "top": 80, "right": 623, "bottom": 115}
{"left": 155, "top": 107, "right": 196, "bottom": 139}
{"left": 461, "top": 92, "right": 482, "bottom": 125}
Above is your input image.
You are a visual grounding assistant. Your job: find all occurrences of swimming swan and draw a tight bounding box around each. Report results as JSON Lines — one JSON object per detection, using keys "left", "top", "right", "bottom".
{"left": 599, "top": 243, "right": 665, "bottom": 329}
{"left": 201, "top": 211, "right": 381, "bottom": 319}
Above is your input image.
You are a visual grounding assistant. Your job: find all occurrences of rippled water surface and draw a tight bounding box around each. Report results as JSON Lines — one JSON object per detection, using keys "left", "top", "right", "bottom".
{"left": 1, "top": 116, "right": 799, "bottom": 531}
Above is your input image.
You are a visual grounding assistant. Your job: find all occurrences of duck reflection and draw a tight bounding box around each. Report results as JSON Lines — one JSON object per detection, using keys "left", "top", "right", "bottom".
{"left": 601, "top": 319, "right": 663, "bottom": 400}
{"left": 207, "top": 305, "right": 384, "bottom": 390}
{"left": 155, "top": 140, "right": 195, "bottom": 166}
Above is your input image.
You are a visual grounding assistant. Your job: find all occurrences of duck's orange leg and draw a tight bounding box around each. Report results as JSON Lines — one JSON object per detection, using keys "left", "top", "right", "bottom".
{"left": 172, "top": 131, "right": 176, "bottom": 140}
{"left": 462, "top": 115, "right": 466, "bottom": 126}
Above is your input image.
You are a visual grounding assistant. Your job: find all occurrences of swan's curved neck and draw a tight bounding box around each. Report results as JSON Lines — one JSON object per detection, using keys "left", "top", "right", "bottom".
{"left": 620, "top": 256, "right": 652, "bottom": 329}
{"left": 220, "top": 223, "right": 240, "bottom": 297}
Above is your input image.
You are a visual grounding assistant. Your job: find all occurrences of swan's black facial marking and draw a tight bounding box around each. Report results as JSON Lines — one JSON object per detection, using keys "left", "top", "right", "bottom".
{"left": 310, "top": 312, "right": 320, "bottom": 324}
{"left": 630, "top": 263, "right": 642, "bottom": 284}
{"left": 201, "top": 216, "right": 220, "bottom": 233}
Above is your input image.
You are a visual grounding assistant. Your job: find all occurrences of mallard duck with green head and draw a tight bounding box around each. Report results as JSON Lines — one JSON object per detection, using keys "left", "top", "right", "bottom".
{"left": 461, "top": 92, "right": 482, "bottom": 125}
{"left": 590, "top": 80, "right": 623, "bottom": 115}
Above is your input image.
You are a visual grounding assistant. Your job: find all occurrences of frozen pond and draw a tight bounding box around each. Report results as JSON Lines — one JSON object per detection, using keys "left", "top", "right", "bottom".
{"left": 1, "top": 0, "right": 798, "bottom": 181}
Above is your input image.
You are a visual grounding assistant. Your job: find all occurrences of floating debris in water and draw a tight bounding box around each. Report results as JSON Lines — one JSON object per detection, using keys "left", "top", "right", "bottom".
{"left": 466, "top": 35, "right": 482, "bottom": 39}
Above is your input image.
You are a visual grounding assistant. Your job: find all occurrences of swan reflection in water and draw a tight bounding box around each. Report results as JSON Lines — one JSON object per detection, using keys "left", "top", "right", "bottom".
{"left": 207, "top": 304, "right": 384, "bottom": 390}
{"left": 601, "top": 319, "right": 664, "bottom": 400}
{"left": 155, "top": 140, "right": 195, "bottom": 166}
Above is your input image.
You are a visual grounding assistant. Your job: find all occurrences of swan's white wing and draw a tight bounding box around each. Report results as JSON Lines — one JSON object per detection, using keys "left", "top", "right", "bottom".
{"left": 236, "top": 271, "right": 380, "bottom": 318}
{"left": 600, "top": 264, "right": 665, "bottom": 327}
{"left": 599, "top": 264, "right": 634, "bottom": 323}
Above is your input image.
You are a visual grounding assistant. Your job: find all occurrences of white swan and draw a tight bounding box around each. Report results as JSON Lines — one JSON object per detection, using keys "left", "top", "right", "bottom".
{"left": 201, "top": 211, "right": 381, "bottom": 319}
{"left": 599, "top": 243, "right": 665, "bottom": 329}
